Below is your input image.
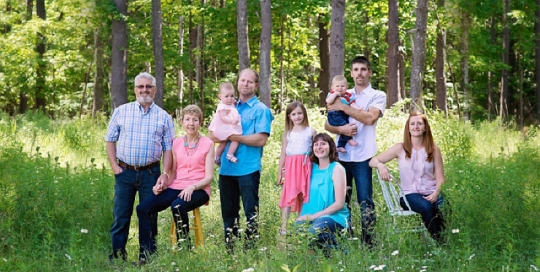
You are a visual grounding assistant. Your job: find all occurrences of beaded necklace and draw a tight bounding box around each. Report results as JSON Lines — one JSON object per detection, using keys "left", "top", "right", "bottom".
{"left": 184, "top": 133, "right": 200, "bottom": 156}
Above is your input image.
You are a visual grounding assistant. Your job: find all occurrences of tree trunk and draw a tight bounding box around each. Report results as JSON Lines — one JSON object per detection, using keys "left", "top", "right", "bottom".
{"left": 435, "top": 0, "right": 447, "bottom": 116}
{"left": 92, "top": 28, "right": 105, "bottom": 117}
{"left": 111, "top": 0, "right": 128, "bottom": 110}
{"left": 536, "top": 0, "right": 540, "bottom": 124}
{"left": 386, "top": 0, "right": 400, "bottom": 108}
{"left": 178, "top": 15, "right": 185, "bottom": 104}
{"left": 500, "top": 0, "right": 510, "bottom": 121}
{"left": 259, "top": 0, "right": 272, "bottom": 108}
{"left": 318, "top": 14, "right": 330, "bottom": 107}
{"left": 279, "top": 15, "right": 286, "bottom": 111}
{"left": 237, "top": 0, "right": 250, "bottom": 70}
{"left": 409, "top": 0, "right": 428, "bottom": 112}
{"left": 188, "top": 5, "right": 196, "bottom": 104}
{"left": 518, "top": 53, "right": 523, "bottom": 130}
{"left": 35, "top": 0, "right": 46, "bottom": 111}
{"left": 329, "top": 0, "right": 345, "bottom": 83}
{"left": 20, "top": 0, "right": 33, "bottom": 114}
{"left": 435, "top": 28, "right": 447, "bottom": 116}
{"left": 196, "top": 0, "right": 205, "bottom": 110}
{"left": 152, "top": 0, "right": 165, "bottom": 107}
{"left": 399, "top": 51, "right": 406, "bottom": 102}
{"left": 460, "top": 10, "right": 470, "bottom": 119}
{"left": 488, "top": 17, "right": 496, "bottom": 121}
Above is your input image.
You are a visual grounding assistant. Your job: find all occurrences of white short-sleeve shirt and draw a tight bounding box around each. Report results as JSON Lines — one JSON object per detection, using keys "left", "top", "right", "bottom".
{"left": 337, "top": 84, "right": 386, "bottom": 162}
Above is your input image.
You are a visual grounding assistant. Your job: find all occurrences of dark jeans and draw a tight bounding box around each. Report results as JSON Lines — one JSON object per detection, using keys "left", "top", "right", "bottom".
{"left": 297, "top": 217, "right": 345, "bottom": 258}
{"left": 328, "top": 110, "right": 352, "bottom": 148}
{"left": 400, "top": 193, "right": 445, "bottom": 243}
{"left": 219, "top": 171, "right": 260, "bottom": 251}
{"left": 136, "top": 188, "right": 209, "bottom": 259}
{"left": 340, "top": 160, "right": 376, "bottom": 246}
{"left": 110, "top": 164, "right": 160, "bottom": 260}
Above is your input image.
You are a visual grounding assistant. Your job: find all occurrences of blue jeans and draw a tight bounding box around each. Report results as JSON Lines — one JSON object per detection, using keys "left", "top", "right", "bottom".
{"left": 136, "top": 188, "right": 209, "bottom": 259}
{"left": 340, "top": 160, "right": 376, "bottom": 245}
{"left": 296, "top": 217, "right": 345, "bottom": 258}
{"left": 219, "top": 171, "right": 260, "bottom": 251}
{"left": 328, "top": 110, "right": 352, "bottom": 148}
{"left": 110, "top": 164, "right": 160, "bottom": 260}
{"left": 400, "top": 193, "right": 445, "bottom": 243}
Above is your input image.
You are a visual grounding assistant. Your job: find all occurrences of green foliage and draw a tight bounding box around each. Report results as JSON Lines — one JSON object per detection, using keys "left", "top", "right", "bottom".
{"left": 2, "top": 110, "right": 540, "bottom": 270}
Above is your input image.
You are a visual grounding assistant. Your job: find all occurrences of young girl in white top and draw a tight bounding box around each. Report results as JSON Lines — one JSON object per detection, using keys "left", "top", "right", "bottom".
{"left": 277, "top": 101, "right": 317, "bottom": 235}
{"left": 208, "top": 82, "right": 242, "bottom": 164}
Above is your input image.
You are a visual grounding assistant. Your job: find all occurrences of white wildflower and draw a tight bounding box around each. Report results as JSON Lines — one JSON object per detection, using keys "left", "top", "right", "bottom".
{"left": 469, "top": 254, "right": 475, "bottom": 260}
{"left": 242, "top": 268, "right": 255, "bottom": 272}
{"left": 80, "top": 229, "right": 88, "bottom": 233}
{"left": 452, "top": 229, "right": 459, "bottom": 233}
{"left": 392, "top": 250, "right": 399, "bottom": 256}
{"left": 65, "top": 254, "right": 72, "bottom": 260}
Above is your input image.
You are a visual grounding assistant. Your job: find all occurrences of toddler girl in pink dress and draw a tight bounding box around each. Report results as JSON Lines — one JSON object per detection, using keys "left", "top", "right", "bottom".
{"left": 208, "top": 82, "right": 242, "bottom": 163}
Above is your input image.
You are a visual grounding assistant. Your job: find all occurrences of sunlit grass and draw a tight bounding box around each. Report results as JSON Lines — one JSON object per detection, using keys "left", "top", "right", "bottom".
{"left": 1, "top": 109, "right": 540, "bottom": 271}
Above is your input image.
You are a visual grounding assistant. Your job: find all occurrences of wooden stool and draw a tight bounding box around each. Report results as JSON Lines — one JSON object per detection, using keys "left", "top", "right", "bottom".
{"left": 170, "top": 207, "right": 204, "bottom": 247}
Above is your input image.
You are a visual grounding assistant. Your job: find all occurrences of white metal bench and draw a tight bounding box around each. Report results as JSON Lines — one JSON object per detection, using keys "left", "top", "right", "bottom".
{"left": 376, "top": 169, "right": 427, "bottom": 234}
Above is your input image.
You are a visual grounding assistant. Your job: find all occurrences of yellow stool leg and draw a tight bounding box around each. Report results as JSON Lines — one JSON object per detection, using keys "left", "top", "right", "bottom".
{"left": 170, "top": 207, "right": 204, "bottom": 248}
{"left": 192, "top": 207, "right": 204, "bottom": 247}
{"left": 170, "top": 218, "right": 177, "bottom": 246}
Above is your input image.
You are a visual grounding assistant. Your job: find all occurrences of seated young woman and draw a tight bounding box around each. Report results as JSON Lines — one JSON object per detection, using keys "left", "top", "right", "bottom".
{"left": 369, "top": 111, "right": 446, "bottom": 244}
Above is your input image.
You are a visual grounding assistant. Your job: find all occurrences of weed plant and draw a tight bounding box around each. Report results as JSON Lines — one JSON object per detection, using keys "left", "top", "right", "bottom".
{"left": 1, "top": 109, "right": 540, "bottom": 271}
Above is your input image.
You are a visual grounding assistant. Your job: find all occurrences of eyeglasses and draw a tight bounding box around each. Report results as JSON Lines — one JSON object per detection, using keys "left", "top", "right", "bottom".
{"left": 136, "top": 84, "right": 154, "bottom": 90}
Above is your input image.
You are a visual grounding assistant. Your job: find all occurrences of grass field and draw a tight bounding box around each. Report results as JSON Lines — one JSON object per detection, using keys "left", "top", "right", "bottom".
{"left": 1, "top": 108, "right": 540, "bottom": 271}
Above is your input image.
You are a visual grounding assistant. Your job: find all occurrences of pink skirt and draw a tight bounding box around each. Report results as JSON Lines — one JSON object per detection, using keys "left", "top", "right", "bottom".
{"left": 279, "top": 154, "right": 311, "bottom": 212}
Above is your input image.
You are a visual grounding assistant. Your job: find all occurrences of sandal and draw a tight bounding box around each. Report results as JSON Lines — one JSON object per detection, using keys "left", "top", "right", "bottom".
{"left": 226, "top": 154, "right": 238, "bottom": 163}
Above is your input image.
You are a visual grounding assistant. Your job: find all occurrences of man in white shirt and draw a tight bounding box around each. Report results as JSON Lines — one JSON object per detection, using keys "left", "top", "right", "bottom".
{"left": 325, "top": 56, "right": 386, "bottom": 247}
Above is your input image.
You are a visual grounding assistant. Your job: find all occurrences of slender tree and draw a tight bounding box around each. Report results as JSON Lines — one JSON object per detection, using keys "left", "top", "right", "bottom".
{"left": 460, "top": 10, "right": 470, "bottom": 119}
{"left": 500, "top": 0, "right": 510, "bottom": 121}
{"left": 259, "top": 0, "right": 272, "bottom": 107}
{"left": 329, "top": 0, "right": 345, "bottom": 83}
{"left": 92, "top": 28, "right": 105, "bottom": 117}
{"left": 318, "top": 14, "right": 330, "bottom": 107}
{"left": 536, "top": 0, "right": 540, "bottom": 124}
{"left": 409, "top": 0, "right": 428, "bottom": 112}
{"left": 237, "top": 0, "right": 250, "bottom": 70}
{"left": 434, "top": 0, "right": 447, "bottom": 116}
{"left": 110, "top": 0, "right": 128, "bottom": 110}
{"left": 386, "top": 0, "right": 400, "bottom": 108}
{"left": 152, "top": 0, "right": 165, "bottom": 107}
{"left": 35, "top": 0, "right": 46, "bottom": 111}
{"left": 177, "top": 15, "right": 185, "bottom": 104}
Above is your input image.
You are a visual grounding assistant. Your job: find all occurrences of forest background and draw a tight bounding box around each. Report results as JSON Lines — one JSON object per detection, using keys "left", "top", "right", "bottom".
{"left": 2, "top": 0, "right": 540, "bottom": 271}
{"left": 1, "top": 0, "right": 540, "bottom": 126}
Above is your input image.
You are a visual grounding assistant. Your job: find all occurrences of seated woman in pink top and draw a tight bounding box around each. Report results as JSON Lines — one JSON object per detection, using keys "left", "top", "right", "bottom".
{"left": 369, "top": 111, "right": 446, "bottom": 244}
{"left": 136, "top": 105, "right": 215, "bottom": 261}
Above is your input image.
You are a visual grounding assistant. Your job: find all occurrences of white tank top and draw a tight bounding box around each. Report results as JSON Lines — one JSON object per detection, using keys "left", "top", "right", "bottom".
{"left": 286, "top": 127, "right": 314, "bottom": 155}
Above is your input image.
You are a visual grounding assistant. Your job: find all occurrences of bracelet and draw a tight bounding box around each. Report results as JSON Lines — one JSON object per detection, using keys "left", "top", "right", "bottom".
{"left": 161, "top": 172, "right": 169, "bottom": 177}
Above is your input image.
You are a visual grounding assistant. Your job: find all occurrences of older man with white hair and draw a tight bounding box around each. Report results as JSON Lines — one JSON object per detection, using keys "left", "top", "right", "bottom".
{"left": 104, "top": 72, "right": 175, "bottom": 262}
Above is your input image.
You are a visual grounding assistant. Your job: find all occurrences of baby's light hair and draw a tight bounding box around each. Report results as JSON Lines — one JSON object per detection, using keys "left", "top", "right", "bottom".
{"left": 331, "top": 75, "right": 348, "bottom": 86}
{"left": 219, "top": 82, "right": 235, "bottom": 93}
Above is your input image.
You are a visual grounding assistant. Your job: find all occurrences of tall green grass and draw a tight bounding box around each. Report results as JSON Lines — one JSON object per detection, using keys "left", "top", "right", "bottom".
{"left": 1, "top": 109, "right": 540, "bottom": 271}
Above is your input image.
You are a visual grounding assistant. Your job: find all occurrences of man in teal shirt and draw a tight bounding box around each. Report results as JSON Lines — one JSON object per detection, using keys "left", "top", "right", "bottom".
{"left": 210, "top": 68, "right": 274, "bottom": 252}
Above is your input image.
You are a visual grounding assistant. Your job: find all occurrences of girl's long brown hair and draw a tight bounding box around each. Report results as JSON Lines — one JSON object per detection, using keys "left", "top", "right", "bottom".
{"left": 284, "top": 101, "right": 309, "bottom": 132}
{"left": 403, "top": 111, "right": 435, "bottom": 162}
